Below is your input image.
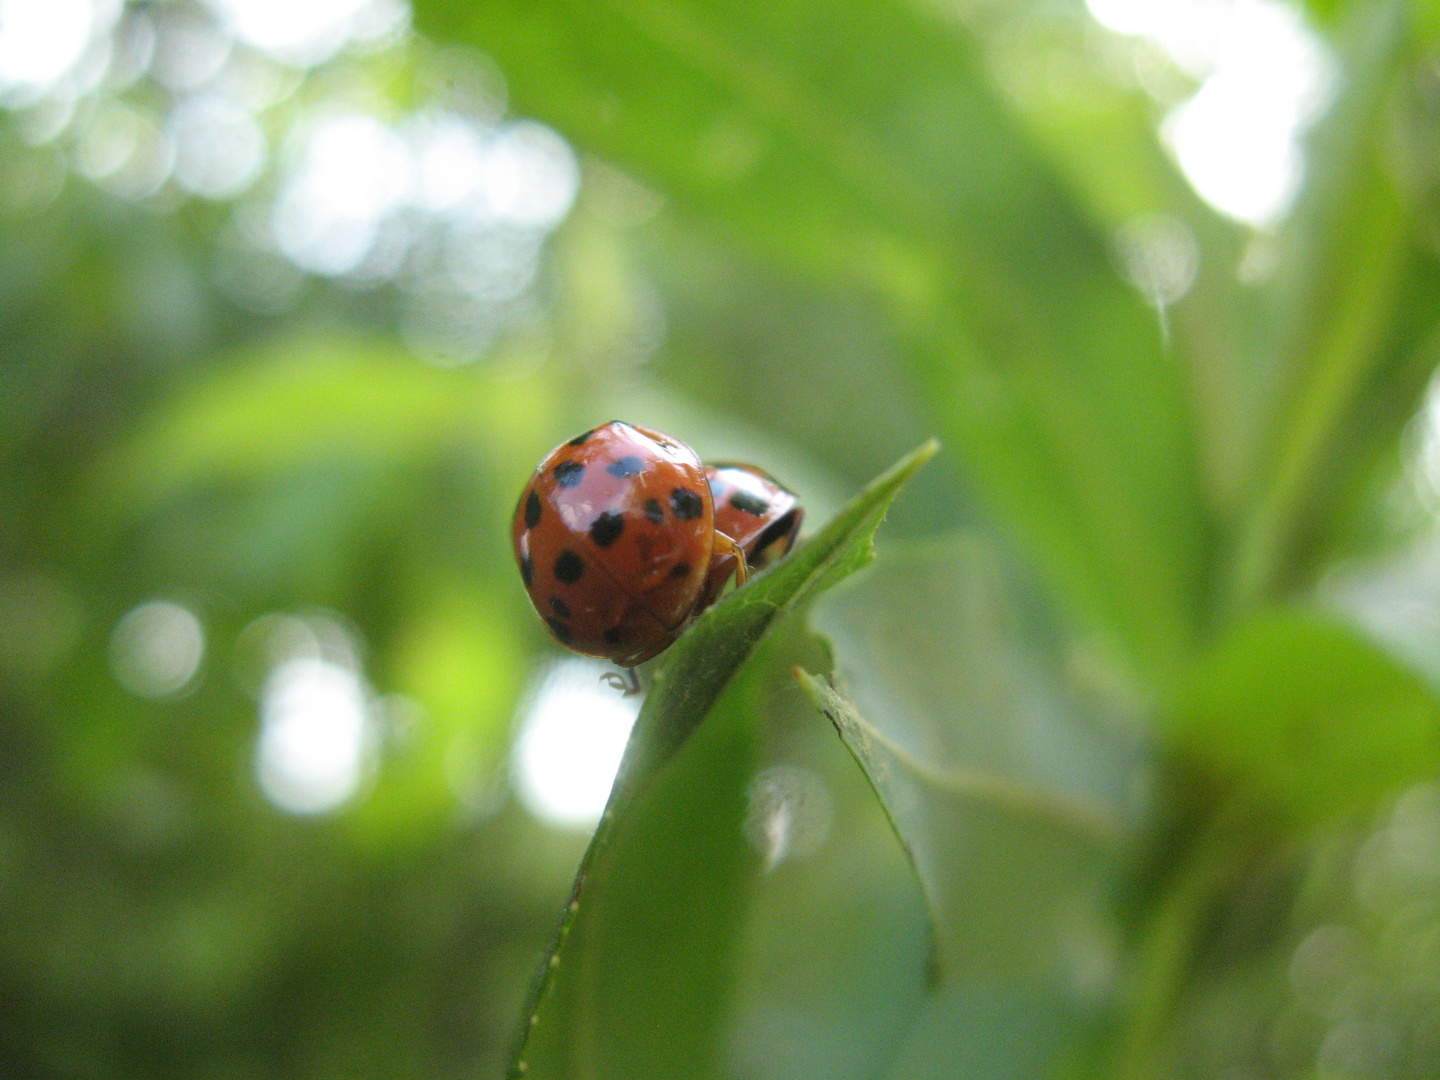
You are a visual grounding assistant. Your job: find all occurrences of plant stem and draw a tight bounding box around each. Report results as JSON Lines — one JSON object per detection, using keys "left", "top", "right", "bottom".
{"left": 1114, "top": 796, "right": 1255, "bottom": 1080}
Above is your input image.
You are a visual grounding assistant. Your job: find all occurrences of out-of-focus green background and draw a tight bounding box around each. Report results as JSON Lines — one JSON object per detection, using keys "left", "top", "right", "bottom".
{"left": 6, "top": 0, "right": 1440, "bottom": 1076}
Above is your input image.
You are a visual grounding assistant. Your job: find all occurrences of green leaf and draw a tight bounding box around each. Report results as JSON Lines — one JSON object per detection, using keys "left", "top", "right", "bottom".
{"left": 796, "top": 670, "right": 1124, "bottom": 982}
{"left": 792, "top": 537, "right": 1137, "bottom": 1076}
{"left": 878, "top": 984, "right": 1091, "bottom": 1080}
{"left": 510, "top": 439, "right": 937, "bottom": 1079}
{"left": 793, "top": 536, "right": 1139, "bottom": 984}
{"left": 88, "top": 333, "right": 549, "bottom": 512}
{"left": 414, "top": 0, "right": 1209, "bottom": 686}
{"left": 1227, "top": 0, "right": 1425, "bottom": 608}
{"left": 1175, "top": 608, "right": 1440, "bottom": 825}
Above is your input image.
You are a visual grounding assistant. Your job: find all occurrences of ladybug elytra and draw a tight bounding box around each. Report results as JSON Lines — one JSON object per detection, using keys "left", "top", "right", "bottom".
{"left": 699, "top": 463, "right": 803, "bottom": 612}
{"left": 511, "top": 422, "right": 804, "bottom": 677}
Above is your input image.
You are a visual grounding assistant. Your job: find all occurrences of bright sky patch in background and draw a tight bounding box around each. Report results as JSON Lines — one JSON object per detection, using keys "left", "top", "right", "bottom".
{"left": 1086, "top": 0, "right": 1333, "bottom": 227}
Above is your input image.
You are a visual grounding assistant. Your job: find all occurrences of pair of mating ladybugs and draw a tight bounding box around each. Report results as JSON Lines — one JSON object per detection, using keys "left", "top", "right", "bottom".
{"left": 512, "top": 421, "right": 803, "bottom": 688}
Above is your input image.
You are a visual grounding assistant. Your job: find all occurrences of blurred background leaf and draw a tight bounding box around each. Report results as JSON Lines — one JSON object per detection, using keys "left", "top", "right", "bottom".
{"left": 1174, "top": 609, "right": 1440, "bottom": 828}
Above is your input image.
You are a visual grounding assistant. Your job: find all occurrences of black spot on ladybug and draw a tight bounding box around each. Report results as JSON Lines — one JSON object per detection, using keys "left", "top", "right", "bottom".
{"left": 553, "top": 461, "right": 585, "bottom": 487}
{"left": 524, "top": 490, "right": 542, "bottom": 529}
{"left": 670, "top": 562, "right": 691, "bottom": 579}
{"left": 545, "top": 617, "right": 573, "bottom": 643}
{"left": 554, "top": 550, "right": 585, "bottom": 583}
{"left": 729, "top": 490, "right": 770, "bottom": 516}
{"left": 590, "top": 511, "right": 625, "bottom": 547}
{"left": 606, "top": 455, "right": 645, "bottom": 478}
{"left": 670, "top": 487, "right": 703, "bottom": 520}
{"left": 520, "top": 554, "right": 533, "bottom": 587}
{"left": 603, "top": 627, "right": 624, "bottom": 645}
{"left": 550, "top": 597, "right": 571, "bottom": 619}
{"left": 642, "top": 498, "right": 664, "bottom": 524}
{"left": 567, "top": 428, "right": 594, "bottom": 446}
{"left": 753, "top": 509, "right": 800, "bottom": 562}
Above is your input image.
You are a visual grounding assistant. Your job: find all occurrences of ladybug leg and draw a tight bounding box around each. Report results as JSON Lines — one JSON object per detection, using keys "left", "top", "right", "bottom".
{"left": 600, "top": 667, "right": 643, "bottom": 696}
{"left": 714, "top": 531, "right": 749, "bottom": 588}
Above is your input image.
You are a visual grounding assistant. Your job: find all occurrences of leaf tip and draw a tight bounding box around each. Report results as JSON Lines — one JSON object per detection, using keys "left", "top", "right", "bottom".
{"left": 791, "top": 664, "right": 821, "bottom": 697}
{"left": 900, "top": 437, "right": 941, "bottom": 474}
{"left": 793, "top": 666, "right": 841, "bottom": 726}
{"left": 867, "top": 437, "right": 941, "bottom": 505}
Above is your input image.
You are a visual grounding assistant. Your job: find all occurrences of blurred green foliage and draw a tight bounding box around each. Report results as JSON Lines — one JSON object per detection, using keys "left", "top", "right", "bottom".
{"left": 7, "top": 0, "right": 1440, "bottom": 1077}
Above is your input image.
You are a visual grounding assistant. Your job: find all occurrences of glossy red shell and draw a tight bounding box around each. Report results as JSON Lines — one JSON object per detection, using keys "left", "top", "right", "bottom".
{"left": 700, "top": 463, "right": 804, "bottom": 611}
{"left": 512, "top": 421, "right": 716, "bottom": 666}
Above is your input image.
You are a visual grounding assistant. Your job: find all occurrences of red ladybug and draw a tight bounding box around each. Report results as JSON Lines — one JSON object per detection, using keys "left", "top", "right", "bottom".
{"left": 511, "top": 422, "right": 803, "bottom": 678}
{"left": 699, "top": 463, "right": 803, "bottom": 611}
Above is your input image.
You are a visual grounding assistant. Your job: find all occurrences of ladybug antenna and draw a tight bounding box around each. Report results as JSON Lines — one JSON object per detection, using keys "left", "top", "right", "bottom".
{"left": 600, "top": 667, "right": 643, "bottom": 696}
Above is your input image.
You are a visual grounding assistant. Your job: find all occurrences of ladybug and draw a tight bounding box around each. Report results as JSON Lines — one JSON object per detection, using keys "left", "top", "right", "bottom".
{"left": 511, "top": 422, "right": 804, "bottom": 684}
{"left": 699, "top": 463, "right": 803, "bottom": 611}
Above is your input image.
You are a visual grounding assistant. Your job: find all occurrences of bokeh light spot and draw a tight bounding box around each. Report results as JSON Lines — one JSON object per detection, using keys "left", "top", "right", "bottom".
{"left": 109, "top": 599, "right": 204, "bottom": 698}
{"left": 272, "top": 111, "right": 411, "bottom": 274}
{"left": 1114, "top": 213, "right": 1199, "bottom": 309}
{"left": 744, "top": 765, "right": 834, "bottom": 870}
{"left": 1088, "top": 0, "right": 1332, "bottom": 227}
{"left": 148, "top": 4, "right": 231, "bottom": 92}
{"left": 512, "top": 658, "right": 640, "bottom": 830}
{"left": 409, "top": 111, "right": 487, "bottom": 212}
{"left": 472, "top": 120, "right": 579, "bottom": 229}
{"left": 255, "top": 656, "right": 370, "bottom": 814}
{"left": 0, "top": 0, "right": 97, "bottom": 97}
{"left": 75, "top": 98, "right": 174, "bottom": 199}
{"left": 204, "top": 0, "right": 400, "bottom": 67}
{"left": 170, "top": 93, "right": 265, "bottom": 198}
